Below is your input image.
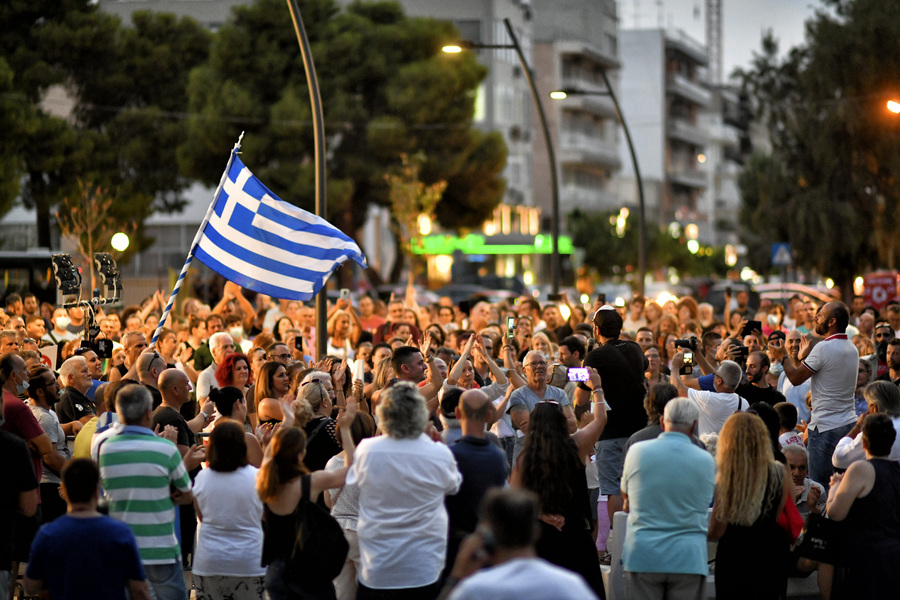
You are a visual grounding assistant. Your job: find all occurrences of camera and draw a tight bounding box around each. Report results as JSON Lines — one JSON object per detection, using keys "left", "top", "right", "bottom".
{"left": 80, "top": 338, "right": 114, "bottom": 360}
{"left": 674, "top": 338, "right": 697, "bottom": 351}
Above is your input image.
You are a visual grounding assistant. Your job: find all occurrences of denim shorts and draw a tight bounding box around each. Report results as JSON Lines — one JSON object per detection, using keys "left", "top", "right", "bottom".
{"left": 595, "top": 437, "right": 628, "bottom": 495}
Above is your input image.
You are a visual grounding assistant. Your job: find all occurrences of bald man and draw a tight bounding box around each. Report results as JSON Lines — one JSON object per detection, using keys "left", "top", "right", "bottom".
{"left": 443, "top": 389, "right": 508, "bottom": 580}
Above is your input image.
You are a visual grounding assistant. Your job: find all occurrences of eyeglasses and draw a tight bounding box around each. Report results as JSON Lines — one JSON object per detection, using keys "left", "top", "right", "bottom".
{"left": 524, "top": 361, "right": 547, "bottom": 368}
{"left": 22, "top": 338, "right": 37, "bottom": 345}
{"left": 270, "top": 353, "right": 293, "bottom": 360}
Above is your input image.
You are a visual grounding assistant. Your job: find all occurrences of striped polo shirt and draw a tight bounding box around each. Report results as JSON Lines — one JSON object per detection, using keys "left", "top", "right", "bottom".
{"left": 98, "top": 425, "right": 192, "bottom": 564}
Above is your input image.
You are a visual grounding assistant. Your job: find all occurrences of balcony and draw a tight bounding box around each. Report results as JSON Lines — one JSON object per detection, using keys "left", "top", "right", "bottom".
{"left": 667, "top": 117, "right": 708, "bottom": 147}
{"left": 667, "top": 163, "right": 707, "bottom": 189}
{"left": 665, "top": 30, "right": 709, "bottom": 65}
{"left": 561, "top": 184, "right": 620, "bottom": 211}
{"left": 559, "top": 132, "right": 622, "bottom": 170}
{"left": 666, "top": 73, "right": 711, "bottom": 107}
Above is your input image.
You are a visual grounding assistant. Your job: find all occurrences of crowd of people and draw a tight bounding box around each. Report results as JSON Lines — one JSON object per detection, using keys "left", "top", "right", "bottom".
{"left": 1, "top": 282, "right": 899, "bottom": 600}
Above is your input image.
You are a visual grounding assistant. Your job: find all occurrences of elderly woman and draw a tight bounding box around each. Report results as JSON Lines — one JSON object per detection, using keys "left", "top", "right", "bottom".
{"left": 510, "top": 367, "right": 608, "bottom": 598}
{"left": 345, "top": 382, "right": 461, "bottom": 598}
{"left": 192, "top": 421, "right": 266, "bottom": 600}
{"left": 826, "top": 413, "right": 900, "bottom": 598}
{"left": 833, "top": 380, "right": 900, "bottom": 468}
{"left": 709, "top": 413, "right": 791, "bottom": 599}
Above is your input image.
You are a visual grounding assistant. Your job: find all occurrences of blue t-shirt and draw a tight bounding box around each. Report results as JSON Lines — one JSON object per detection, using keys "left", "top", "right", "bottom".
{"left": 697, "top": 373, "right": 715, "bottom": 392}
{"left": 26, "top": 514, "right": 146, "bottom": 599}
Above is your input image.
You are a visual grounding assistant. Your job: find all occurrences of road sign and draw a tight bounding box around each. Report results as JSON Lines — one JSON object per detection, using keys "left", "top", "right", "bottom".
{"left": 771, "top": 243, "right": 792, "bottom": 267}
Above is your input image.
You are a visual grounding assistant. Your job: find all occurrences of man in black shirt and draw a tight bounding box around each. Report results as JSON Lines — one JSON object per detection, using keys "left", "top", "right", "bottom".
{"left": 575, "top": 307, "right": 648, "bottom": 543}
{"left": 56, "top": 356, "right": 96, "bottom": 433}
{"left": 739, "top": 351, "right": 786, "bottom": 407}
{"left": 152, "top": 368, "right": 209, "bottom": 569}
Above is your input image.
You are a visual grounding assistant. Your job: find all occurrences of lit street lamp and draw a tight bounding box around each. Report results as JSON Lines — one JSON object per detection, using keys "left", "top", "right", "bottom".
{"left": 551, "top": 82, "right": 647, "bottom": 299}
{"left": 888, "top": 100, "right": 900, "bottom": 114}
{"left": 442, "top": 18, "right": 561, "bottom": 295}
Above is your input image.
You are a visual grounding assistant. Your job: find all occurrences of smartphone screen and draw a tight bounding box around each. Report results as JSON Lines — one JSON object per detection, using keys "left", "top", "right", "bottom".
{"left": 340, "top": 288, "right": 350, "bottom": 300}
{"left": 506, "top": 316, "right": 515, "bottom": 339}
{"left": 680, "top": 351, "right": 694, "bottom": 375}
{"left": 567, "top": 367, "right": 589, "bottom": 382}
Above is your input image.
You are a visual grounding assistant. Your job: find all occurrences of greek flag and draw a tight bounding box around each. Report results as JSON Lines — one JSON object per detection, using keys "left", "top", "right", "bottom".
{"left": 193, "top": 155, "right": 367, "bottom": 300}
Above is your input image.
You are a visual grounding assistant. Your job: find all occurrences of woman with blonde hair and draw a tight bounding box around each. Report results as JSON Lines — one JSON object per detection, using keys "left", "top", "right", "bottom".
{"left": 531, "top": 331, "right": 554, "bottom": 361}
{"left": 709, "top": 412, "right": 791, "bottom": 599}
{"left": 326, "top": 309, "right": 360, "bottom": 360}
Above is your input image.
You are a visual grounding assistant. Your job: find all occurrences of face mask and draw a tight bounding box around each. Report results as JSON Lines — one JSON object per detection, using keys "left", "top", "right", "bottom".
{"left": 767, "top": 314, "right": 780, "bottom": 327}
{"left": 229, "top": 327, "right": 243, "bottom": 341}
{"left": 56, "top": 316, "right": 71, "bottom": 329}
{"left": 15, "top": 378, "right": 29, "bottom": 395}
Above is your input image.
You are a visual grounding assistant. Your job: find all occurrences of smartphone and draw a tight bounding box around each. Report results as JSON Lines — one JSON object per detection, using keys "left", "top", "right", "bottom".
{"left": 735, "top": 346, "right": 750, "bottom": 358}
{"left": 547, "top": 293, "right": 563, "bottom": 302}
{"left": 340, "top": 288, "right": 350, "bottom": 301}
{"left": 680, "top": 351, "right": 694, "bottom": 375}
{"left": 567, "top": 367, "right": 590, "bottom": 382}
{"left": 741, "top": 320, "right": 762, "bottom": 338}
{"left": 506, "top": 316, "right": 515, "bottom": 339}
{"left": 596, "top": 293, "right": 607, "bottom": 305}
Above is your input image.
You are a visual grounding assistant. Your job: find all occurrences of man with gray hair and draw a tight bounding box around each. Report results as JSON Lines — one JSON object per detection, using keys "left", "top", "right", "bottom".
{"left": 347, "top": 381, "right": 461, "bottom": 599}
{"left": 98, "top": 384, "right": 195, "bottom": 600}
{"left": 671, "top": 354, "right": 748, "bottom": 436}
{"left": 56, "top": 356, "right": 96, "bottom": 428}
{"left": 782, "top": 444, "right": 826, "bottom": 517}
{"left": 621, "top": 397, "right": 716, "bottom": 599}
{"left": 196, "top": 331, "right": 235, "bottom": 402}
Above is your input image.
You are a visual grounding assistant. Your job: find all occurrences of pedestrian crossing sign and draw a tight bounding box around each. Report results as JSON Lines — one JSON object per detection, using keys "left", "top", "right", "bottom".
{"left": 771, "top": 243, "right": 792, "bottom": 267}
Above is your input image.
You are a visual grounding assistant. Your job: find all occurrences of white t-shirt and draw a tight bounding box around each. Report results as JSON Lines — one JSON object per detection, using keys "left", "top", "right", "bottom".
{"left": 448, "top": 557, "right": 599, "bottom": 600}
{"left": 687, "top": 388, "right": 748, "bottom": 437}
{"left": 191, "top": 465, "right": 265, "bottom": 577}
{"left": 801, "top": 334, "right": 858, "bottom": 431}
{"left": 30, "top": 406, "right": 71, "bottom": 484}
{"left": 197, "top": 363, "right": 219, "bottom": 400}
{"left": 832, "top": 415, "right": 900, "bottom": 469}
{"left": 778, "top": 372, "right": 811, "bottom": 425}
{"left": 346, "top": 433, "right": 461, "bottom": 589}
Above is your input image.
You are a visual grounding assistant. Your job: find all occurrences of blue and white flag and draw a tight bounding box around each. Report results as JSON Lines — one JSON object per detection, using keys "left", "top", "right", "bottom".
{"left": 193, "top": 155, "right": 367, "bottom": 300}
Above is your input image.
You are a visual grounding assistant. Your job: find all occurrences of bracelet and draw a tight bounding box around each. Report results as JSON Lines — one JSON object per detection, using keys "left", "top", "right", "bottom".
{"left": 200, "top": 411, "right": 211, "bottom": 420}
{"left": 591, "top": 388, "right": 604, "bottom": 395}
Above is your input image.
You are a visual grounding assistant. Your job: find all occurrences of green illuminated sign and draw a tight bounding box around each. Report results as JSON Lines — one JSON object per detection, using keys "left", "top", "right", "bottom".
{"left": 411, "top": 233, "right": 573, "bottom": 255}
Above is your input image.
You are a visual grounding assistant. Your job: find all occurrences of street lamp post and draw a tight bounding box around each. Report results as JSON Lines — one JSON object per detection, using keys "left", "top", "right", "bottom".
{"left": 443, "top": 18, "right": 561, "bottom": 295}
{"left": 551, "top": 76, "right": 647, "bottom": 299}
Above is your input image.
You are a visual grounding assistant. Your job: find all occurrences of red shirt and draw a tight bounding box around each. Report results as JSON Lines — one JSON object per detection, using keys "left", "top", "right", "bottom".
{"left": 1, "top": 389, "right": 45, "bottom": 485}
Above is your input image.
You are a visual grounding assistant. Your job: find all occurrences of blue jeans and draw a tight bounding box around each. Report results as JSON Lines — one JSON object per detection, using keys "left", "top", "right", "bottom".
{"left": 0, "top": 570, "right": 11, "bottom": 600}
{"left": 145, "top": 562, "right": 187, "bottom": 600}
{"left": 808, "top": 423, "right": 853, "bottom": 491}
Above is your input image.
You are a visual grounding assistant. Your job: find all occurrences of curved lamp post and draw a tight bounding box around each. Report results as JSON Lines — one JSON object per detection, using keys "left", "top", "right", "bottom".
{"left": 551, "top": 80, "right": 647, "bottom": 299}
{"left": 443, "top": 18, "right": 561, "bottom": 295}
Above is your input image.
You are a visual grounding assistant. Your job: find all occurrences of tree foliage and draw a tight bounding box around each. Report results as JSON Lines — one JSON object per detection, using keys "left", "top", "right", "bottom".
{"left": 736, "top": 0, "right": 900, "bottom": 293}
{"left": 1, "top": 1, "right": 210, "bottom": 250}
{"left": 568, "top": 209, "right": 727, "bottom": 280}
{"left": 178, "top": 0, "right": 507, "bottom": 283}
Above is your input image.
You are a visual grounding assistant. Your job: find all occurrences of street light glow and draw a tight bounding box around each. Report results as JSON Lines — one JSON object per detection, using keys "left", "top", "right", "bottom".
{"left": 888, "top": 100, "right": 900, "bottom": 114}
{"left": 111, "top": 232, "right": 129, "bottom": 252}
{"left": 442, "top": 45, "right": 462, "bottom": 54}
{"left": 549, "top": 91, "right": 568, "bottom": 100}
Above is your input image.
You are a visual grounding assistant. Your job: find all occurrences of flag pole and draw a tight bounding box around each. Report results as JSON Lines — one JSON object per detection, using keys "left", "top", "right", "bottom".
{"left": 150, "top": 132, "right": 245, "bottom": 346}
{"left": 285, "top": 0, "right": 327, "bottom": 361}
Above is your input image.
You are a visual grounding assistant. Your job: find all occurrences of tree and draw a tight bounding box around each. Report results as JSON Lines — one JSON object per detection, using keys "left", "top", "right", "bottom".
{"left": 736, "top": 0, "right": 900, "bottom": 295}
{"left": 1, "top": 2, "right": 211, "bottom": 250}
{"left": 385, "top": 153, "right": 446, "bottom": 282}
{"left": 55, "top": 180, "right": 137, "bottom": 291}
{"left": 178, "top": 0, "right": 507, "bottom": 283}
{"left": 568, "top": 209, "right": 727, "bottom": 281}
